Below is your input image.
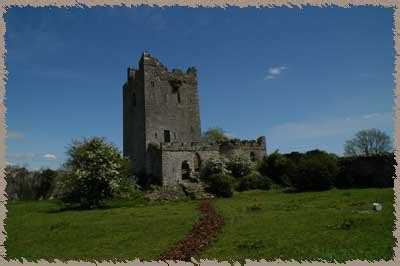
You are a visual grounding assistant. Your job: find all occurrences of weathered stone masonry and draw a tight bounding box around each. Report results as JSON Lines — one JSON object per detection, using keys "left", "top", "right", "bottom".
{"left": 123, "top": 52, "right": 267, "bottom": 186}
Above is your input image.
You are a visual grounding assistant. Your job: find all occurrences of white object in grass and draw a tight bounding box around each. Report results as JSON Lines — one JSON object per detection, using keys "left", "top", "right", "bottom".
{"left": 372, "top": 203, "right": 382, "bottom": 212}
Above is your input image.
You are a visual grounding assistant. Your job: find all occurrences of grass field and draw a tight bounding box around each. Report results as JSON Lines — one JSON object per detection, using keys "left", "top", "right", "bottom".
{"left": 5, "top": 188, "right": 395, "bottom": 262}
{"left": 198, "top": 188, "right": 395, "bottom": 262}
{"left": 5, "top": 199, "right": 199, "bottom": 261}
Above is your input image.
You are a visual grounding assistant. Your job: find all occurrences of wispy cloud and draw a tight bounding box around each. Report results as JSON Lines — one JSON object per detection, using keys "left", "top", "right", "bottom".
{"left": 362, "top": 113, "right": 381, "bottom": 119}
{"left": 266, "top": 112, "right": 393, "bottom": 154}
{"left": 8, "top": 152, "right": 36, "bottom": 160}
{"left": 265, "top": 66, "right": 288, "bottom": 80}
{"left": 6, "top": 131, "right": 24, "bottom": 140}
{"left": 268, "top": 112, "right": 392, "bottom": 140}
{"left": 43, "top": 154, "right": 57, "bottom": 161}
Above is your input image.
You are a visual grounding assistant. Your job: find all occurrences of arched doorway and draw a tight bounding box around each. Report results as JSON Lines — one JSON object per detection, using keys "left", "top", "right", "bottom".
{"left": 194, "top": 153, "right": 202, "bottom": 172}
{"left": 250, "top": 152, "right": 256, "bottom": 162}
{"left": 181, "top": 160, "right": 191, "bottom": 180}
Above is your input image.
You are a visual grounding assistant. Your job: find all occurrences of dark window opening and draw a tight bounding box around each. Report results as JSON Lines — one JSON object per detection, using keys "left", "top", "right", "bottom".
{"left": 250, "top": 152, "right": 256, "bottom": 162}
{"left": 132, "top": 93, "right": 136, "bottom": 107}
{"left": 194, "top": 153, "right": 202, "bottom": 172}
{"left": 155, "top": 132, "right": 157, "bottom": 139}
{"left": 181, "top": 161, "right": 191, "bottom": 180}
{"left": 177, "top": 92, "right": 181, "bottom": 104}
{"left": 151, "top": 81, "right": 155, "bottom": 88}
{"left": 164, "top": 130, "right": 171, "bottom": 143}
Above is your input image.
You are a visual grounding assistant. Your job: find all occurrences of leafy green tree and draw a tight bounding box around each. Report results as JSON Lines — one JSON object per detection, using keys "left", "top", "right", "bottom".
{"left": 201, "top": 127, "right": 229, "bottom": 145}
{"left": 258, "top": 151, "right": 294, "bottom": 186}
{"left": 55, "top": 137, "right": 131, "bottom": 209}
{"left": 344, "top": 129, "right": 392, "bottom": 156}
{"left": 289, "top": 151, "right": 339, "bottom": 191}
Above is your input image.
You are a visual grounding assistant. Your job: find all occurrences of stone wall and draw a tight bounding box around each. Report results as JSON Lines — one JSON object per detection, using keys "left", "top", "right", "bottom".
{"left": 123, "top": 60, "right": 146, "bottom": 175}
{"left": 219, "top": 136, "right": 267, "bottom": 161}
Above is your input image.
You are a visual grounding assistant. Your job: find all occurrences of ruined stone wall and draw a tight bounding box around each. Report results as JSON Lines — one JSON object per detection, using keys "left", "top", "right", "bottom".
{"left": 219, "top": 136, "right": 267, "bottom": 161}
{"left": 160, "top": 149, "right": 219, "bottom": 187}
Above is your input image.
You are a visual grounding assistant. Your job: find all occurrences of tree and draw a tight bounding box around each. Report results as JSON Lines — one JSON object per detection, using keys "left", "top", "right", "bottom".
{"left": 200, "top": 127, "right": 229, "bottom": 145}
{"left": 55, "top": 137, "right": 131, "bottom": 209}
{"left": 344, "top": 129, "right": 392, "bottom": 157}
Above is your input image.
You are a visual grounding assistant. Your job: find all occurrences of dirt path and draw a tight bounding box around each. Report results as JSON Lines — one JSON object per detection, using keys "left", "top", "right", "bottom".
{"left": 159, "top": 199, "right": 224, "bottom": 261}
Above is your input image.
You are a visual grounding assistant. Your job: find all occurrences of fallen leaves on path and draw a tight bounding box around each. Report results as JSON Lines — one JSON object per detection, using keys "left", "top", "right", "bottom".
{"left": 159, "top": 199, "right": 224, "bottom": 261}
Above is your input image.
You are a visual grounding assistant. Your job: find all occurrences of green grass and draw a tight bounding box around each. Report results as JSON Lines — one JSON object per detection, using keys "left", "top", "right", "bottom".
{"left": 197, "top": 188, "right": 395, "bottom": 262}
{"left": 5, "top": 198, "right": 199, "bottom": 261}
{"left": 5, "top": 188, "right": 395, "bottom": 262}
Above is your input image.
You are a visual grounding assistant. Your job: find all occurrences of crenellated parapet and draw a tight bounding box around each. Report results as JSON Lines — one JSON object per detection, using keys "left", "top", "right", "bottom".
{"left": 218, "top": 136, "right": 266, "bottom": 150}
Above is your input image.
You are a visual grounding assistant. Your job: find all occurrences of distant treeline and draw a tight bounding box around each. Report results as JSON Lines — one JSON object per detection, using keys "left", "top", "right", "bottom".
{"left": 258, "top": 150, "right": 395, "bottom": 192}
{"left": 4, "top": 150, "right": 396, "bottom": 201}
{"left": 4, "top": 166, "right": 60, "bottom": 201}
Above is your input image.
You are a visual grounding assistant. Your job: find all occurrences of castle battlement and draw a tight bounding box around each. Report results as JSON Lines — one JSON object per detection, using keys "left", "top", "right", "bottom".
{"left": 126, "top": 51, "right": 197, "bottom": 82}
{"left": 218, "top": 136, "right": 266, "bottom": 150}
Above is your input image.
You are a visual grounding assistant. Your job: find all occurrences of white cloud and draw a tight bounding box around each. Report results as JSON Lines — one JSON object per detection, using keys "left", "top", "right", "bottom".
{"left": 6, "top": 131, "right": 24, "bottom": 140}
{"left": 265, "top": 66, "right": 288, "bottom": 80}
{"left": 43, "top": 154, "right": 57, "bottom": 161}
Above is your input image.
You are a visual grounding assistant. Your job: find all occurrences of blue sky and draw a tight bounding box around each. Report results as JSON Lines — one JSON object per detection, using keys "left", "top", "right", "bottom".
{"left": 4, "top": 6, "right": 395, "bottom": 169}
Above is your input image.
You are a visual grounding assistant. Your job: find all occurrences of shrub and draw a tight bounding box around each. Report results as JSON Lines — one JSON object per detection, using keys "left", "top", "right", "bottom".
{"left": 335, "top": 154, "right": 395, "bottom": 188}
{"left": 205, "top": 173, "right": 234, "bottom": 198}
{"left": 289, "top": 151, "right": 339, "bottom": 192}
{"left": 54, "top": 137, "right": 131, "bottom": 209}
{"left": 31, "top": 168, "right": 58, "bottom": 200}
{"left": 5, "top": 165, "right": 33, "bottom": 201}
{"left": 227, "top": 151, "right": 255, "bottom": 178}
{"left": 236, "top": 170, "right": 272, "bottom": 191}
{"left": 111, "top": 177, "right": 142, "bottom": 200}
{"left": 200, "top": 155, "right": 231, "bottom": 180}
{"left": 258, "top": 152, "right": 294, "bottom": 186}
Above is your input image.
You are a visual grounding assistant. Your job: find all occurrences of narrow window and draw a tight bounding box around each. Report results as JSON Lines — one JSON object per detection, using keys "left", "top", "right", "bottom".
{"left": 164, "top": 130, "right": 171, "bottom": 143}
{"left": 155, "top": 132, "right": 158, "bottom": 139}
{"left": 177, "top": 92, "right": 181, "bottom": 104}
{"left": 132, "top": 93, "right": 136, "bottom": 107}
{"left": 151, "top": 81, "right": 155, "bottom": 88}
{"left": 174, "top": 132, "right": 176, "bottom": 139}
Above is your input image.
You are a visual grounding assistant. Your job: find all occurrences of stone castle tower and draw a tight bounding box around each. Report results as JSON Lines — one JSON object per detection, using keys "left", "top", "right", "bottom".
{"left": 123, "top": 52, "right": 267, "bottom": 187}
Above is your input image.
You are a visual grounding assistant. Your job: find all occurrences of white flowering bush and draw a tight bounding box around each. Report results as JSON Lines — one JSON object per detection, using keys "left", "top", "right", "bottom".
{"left": 54, "top": 137, "right": 132, "bottom": 209}
{"left": 227, "top": 151, "right": 256, "bottom": 178}
{"left": 200, "top": 155, "right": 231, "bottom": 180}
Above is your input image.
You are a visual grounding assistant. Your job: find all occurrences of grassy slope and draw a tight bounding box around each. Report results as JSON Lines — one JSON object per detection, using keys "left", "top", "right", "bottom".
{"left": 5, "top": 188, "right": 395, "bottom": 262}
{"left": 5, "top": 199, "right": 199, "bottom": 262}
{"left": 198, "top": 188, "right": 395, "bottom": 262}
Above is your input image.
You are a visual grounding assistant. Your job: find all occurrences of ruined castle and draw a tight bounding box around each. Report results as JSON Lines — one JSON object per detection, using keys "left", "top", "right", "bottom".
{"left": 123, "top": 52, "right": 267, "bottom": 187}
